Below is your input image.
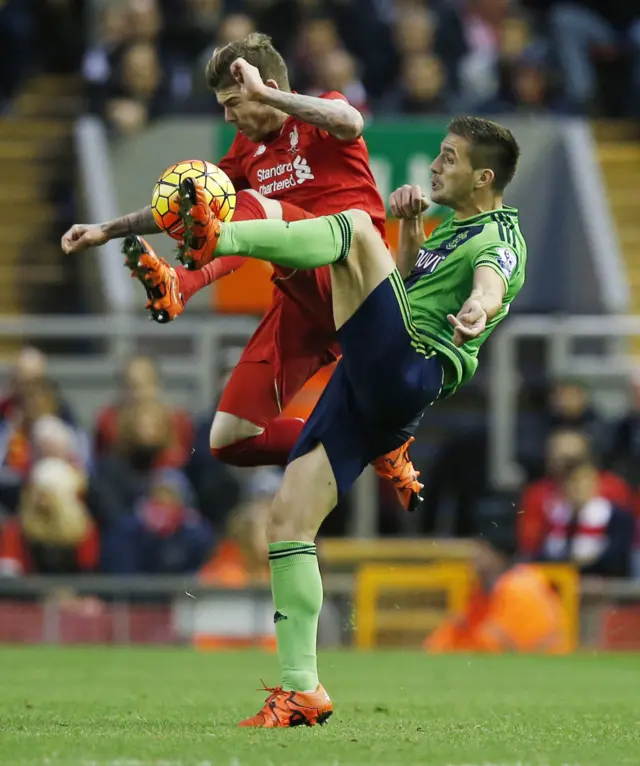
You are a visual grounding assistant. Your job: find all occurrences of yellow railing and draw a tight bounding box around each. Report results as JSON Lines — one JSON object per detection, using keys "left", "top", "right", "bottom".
{"left": 354, "top": 562, "right": 579, "bottom": 652}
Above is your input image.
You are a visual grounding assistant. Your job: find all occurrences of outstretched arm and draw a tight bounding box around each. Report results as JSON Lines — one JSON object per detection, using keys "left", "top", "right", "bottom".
{"left": 230, "top": 57, "right": 364, "bottom": 141}
{"left": 61, "top": 205, "right": 160, "bottom": 254}
{"left": 447, "top": 266, "right": 506, "bottom": 347}
{"left": 100, "top": 205, "right": 159, "bottom": 239}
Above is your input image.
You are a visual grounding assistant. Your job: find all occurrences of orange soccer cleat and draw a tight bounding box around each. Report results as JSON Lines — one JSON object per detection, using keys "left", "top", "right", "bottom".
{"left": 122, "top": 235, "right": 184, "bottom": 323}
{"left": 176, "top": 177, "right": 222, "bottom": 270}
{"left": 372, "top": 437, "right": 424, "bottom": 512}
{"left": 238, "top": 683, "right": 333, "bottom": 728}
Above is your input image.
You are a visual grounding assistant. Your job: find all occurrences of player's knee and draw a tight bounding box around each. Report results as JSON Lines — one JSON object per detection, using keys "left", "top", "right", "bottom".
{"left": 239, "top": 189, "right": 283, "bottom": 220}
{"left": 346, "top": 208, "right": 372, "bottom": 233}
{"left": 267, "top": 491, "right": 315, "bottom": 542}
{"left": 209, "top": 412, "right": 263, "bottom": 452}
{"left": 345, "top": 209, "right": 377, "bottom": 259}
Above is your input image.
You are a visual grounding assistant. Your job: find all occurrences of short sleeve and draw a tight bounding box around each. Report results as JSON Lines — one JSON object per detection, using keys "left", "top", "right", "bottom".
{"left": 473, "top": 244, "right": 518, "bottom": 291}
{"left": 218, "top": 134, "right": 250, "bottom": 191}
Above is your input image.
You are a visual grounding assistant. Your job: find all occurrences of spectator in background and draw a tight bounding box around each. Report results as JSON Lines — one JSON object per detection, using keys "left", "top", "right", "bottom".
{"left": 190, "top": 13, "right": 257, "bottom": 110}
{"left": 100, "top": 467, "right": 213, "bottom": 574}
{"left": 0, "top": 377, "right": 82, "bottom": 514}
{"left": 217, "top": 13, "right": 256, "bottom": 46}
{"left": 518, "top": 428, "right": 632, "bottom": 560}
{"left": 84, "top": 5, "right": 131, "bottom": 110}
{"left": 95, "top": 355, "right": 193, "bottom": 469}
{"left": 549, "top": 1, "right": 640, "bottom": 114}
{"left": 607, "top": 364, "right": 640, "bottom": 489}
{"left": 381, "top": 53, "right": 449, "bottom": 115}
{"left": 0, "top": 347, "right": 75, "bottom": 425}
{"left": 293, "top": 17, "right": 342, "bottom": 92}
{"left": 0, "top": 415, "right": 97, "bottom": 576}
{"left": 524, "top": 431, "right": 634, "bottom": 577}
{"left": 518, "top": 379, "right": 607, "bottom": 481}
{"left": 309, "top": 49, "right": 368, "bottom": 114}
{"left": 104, "top": 41, "right": 165, "bottom": 136}
{"left": 503, "top": 50, "right": 553, "bottom": 114}
{"left": 86, "top": 0, "right": 168, "bottom": 132}
{"left": 449, "top": 0, "right": 514, "bottom": 109}
{"left": 391, "top": 4, "right": 437, "bottom": 80}
{"left": 425, "top": 540, "right": 567, "bottom": 654}
{"left": 89, "top": 398, "right": 174, "bottom": 528}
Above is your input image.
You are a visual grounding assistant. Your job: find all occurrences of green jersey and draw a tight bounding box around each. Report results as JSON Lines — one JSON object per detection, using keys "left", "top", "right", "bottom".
{"left": 405, "top": 206, "right": 527, "bottom": 392}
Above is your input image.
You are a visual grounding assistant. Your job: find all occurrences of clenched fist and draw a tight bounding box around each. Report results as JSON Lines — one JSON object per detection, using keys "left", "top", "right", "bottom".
{"left": 61, "top": 224, "right": 109, "bottom": 254}
{"left": 389, "top": 185, "right": 429, "bottom": 220}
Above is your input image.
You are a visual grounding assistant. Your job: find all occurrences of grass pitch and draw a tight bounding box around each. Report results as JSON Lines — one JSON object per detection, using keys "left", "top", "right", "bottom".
{"left": 0, "top": 647, "right": 638, "bottom": 766}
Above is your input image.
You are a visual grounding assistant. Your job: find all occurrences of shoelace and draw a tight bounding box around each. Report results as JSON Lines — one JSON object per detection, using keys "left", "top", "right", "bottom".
{"left": 258, "top": 680, "right": 284, "bottom": 706}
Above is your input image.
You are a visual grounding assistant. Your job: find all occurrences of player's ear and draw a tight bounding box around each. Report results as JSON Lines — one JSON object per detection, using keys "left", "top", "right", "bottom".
{"left": 264, "top": 79, "right": 280, "bottom": 91}
{"left": 475, "top": 168, "right": 494, "bottom": 190}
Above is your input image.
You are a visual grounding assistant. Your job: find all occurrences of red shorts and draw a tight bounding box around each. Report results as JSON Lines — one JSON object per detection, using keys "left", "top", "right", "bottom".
{"left": 217, "top": 200, "right": 340, "bottom": 427}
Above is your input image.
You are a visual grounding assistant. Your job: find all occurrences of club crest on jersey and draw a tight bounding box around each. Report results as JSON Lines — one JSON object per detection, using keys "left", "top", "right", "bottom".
{"left": 289, "top": 125, "right": 299, "bottom": 153}
{"left": 445, "top": 229, "right": 471, "bottom": 250}
{"left": 254, "top": 144, "right": 266, "bottom": 157}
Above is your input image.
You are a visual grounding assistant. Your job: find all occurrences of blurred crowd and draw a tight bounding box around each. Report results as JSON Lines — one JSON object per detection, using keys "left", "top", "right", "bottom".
{"left": 0, "top": 347, "right": 639, "bottom": 583}
{"left": 0, "top": 347, "right": 278, "bottom": 583}
{"left": 81, "top": 0, "right": 640, "bottom": 137}
{"left": 2, "top": 0, "right": 638, "bottom": 128}
{"left": 420, "top": 375, "right": 640, "bottom": 580}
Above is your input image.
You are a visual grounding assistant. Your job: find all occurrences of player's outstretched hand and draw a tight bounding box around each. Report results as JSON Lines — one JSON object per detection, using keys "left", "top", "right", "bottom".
{"left": 447, "top": 299, "right": 487, "bottom": 347}
{"left": 389, "top": 185, "right": 429, "bottom": 220}
{"left": 61, "top": 224, "right": 108, "bottom": 254}
{"left": 230, "top": 57, "right": 266, "bottom": 101}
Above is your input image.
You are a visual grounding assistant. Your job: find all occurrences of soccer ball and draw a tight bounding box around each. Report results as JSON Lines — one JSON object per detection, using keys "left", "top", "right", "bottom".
{"left": 151, "top": 159, "right": 236, "bottom": 240}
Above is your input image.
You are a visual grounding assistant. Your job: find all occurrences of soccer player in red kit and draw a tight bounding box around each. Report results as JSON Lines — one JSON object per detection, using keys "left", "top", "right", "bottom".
{"left": 61, "top": 33, "right": 422, "bottom": 510}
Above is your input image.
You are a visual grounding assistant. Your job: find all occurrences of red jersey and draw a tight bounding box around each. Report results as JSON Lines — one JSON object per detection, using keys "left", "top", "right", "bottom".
{"left": 517, "top": 471, "right": 633, "bottom": 557}
{"left": 218, "top": 92, "right": 386, "bottom": 238}
{"left": 217, "top": 92, "right": 386, "bottom": 322}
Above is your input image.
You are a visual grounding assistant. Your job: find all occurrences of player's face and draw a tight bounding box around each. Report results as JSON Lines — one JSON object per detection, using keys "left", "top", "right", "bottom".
{"left": 216, "top": 86, "right": 276, "bottom": 142}
{"left": 429, "top": 134, "right": 477, "bottom": 208}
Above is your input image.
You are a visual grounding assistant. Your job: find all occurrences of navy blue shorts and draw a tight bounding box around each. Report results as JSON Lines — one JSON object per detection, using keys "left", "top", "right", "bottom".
{"left": 288, "top": 270, "right": 443, "bottom": 499}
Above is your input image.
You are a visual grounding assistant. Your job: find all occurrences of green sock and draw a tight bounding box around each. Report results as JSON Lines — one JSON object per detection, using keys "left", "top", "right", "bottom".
{"left": 269, "top": 541, "right": 323, "bottom": 692}
{"left": 217, "top": 212, "right": 354, "bottom": 270}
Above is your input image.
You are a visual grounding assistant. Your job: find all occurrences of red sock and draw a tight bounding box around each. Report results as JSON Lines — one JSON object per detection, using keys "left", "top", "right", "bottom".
{"left": 210, "top": 417, "right": 305, "bottom": 467}
{"left": 177, "top": 190, "right": 269, "bottom": 304}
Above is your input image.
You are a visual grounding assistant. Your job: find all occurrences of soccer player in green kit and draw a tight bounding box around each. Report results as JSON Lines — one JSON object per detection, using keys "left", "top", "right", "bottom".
{"left": 127, "top": 114, "right": 526, "bottom": 727}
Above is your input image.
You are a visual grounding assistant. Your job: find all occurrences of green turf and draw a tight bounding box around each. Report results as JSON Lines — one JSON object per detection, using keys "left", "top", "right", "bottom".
{"left": 0, "top": 648, "right": 638, "bottom": 766}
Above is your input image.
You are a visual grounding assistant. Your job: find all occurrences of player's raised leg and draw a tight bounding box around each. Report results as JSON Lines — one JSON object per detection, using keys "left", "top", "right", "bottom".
{"left": 121, "top": 190, "right": 280, "bottom": 323}
{"left": 177, "top": 178, "right": 396, "bottom": 318}
{"left": 179, "top": 180, "right": 424, "bottom": 508}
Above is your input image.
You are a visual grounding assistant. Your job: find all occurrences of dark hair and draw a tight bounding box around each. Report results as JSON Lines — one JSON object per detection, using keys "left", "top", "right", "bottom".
{"left": 448, "top": 116, "right": 520, "bottom": 192}
{"left": 206, "top": 33, "right": 290, "bottom": 91}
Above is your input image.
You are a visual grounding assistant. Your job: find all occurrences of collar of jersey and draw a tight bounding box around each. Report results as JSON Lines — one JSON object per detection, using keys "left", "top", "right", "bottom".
{"left": 451, "top": 205, "right": 518, "bottom": 226}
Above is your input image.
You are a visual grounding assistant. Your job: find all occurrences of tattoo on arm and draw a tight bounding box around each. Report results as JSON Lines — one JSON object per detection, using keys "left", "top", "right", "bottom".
{"left": 259, "top": 90, "right": 363, "bottom": 140}
{"left": 100, "top": 205, "right": 159, "bottom": 239}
